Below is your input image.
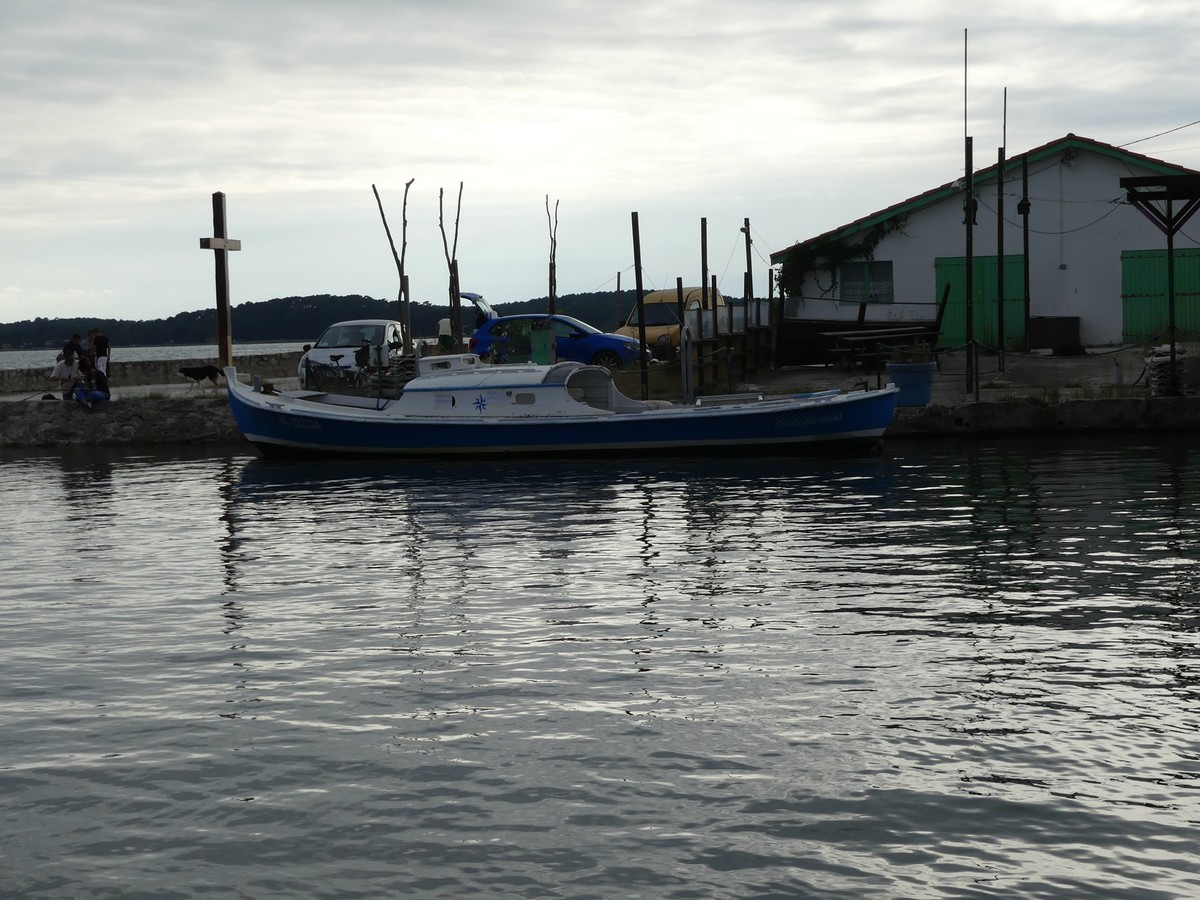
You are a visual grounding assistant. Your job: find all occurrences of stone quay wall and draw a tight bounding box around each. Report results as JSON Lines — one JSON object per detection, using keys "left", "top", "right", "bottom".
{"left": 0, "top": 397, "right": 243, "bottom": 447}
{"left": 889, "top": 395, "right": 1200, "bottom": 436}
{"left": 0, "top": 351, "right": 299, "bottom": 394}
{"left": 2, "top": 390, "right": 1200, "bottom": 449}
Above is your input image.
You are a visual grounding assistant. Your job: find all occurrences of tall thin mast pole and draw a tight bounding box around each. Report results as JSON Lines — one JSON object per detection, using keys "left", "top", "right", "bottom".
{"left": 997, "top": 87, "right": 1007, "bottom": 373}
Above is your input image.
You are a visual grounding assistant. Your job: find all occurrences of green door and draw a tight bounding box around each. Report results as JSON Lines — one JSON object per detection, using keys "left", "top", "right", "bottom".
{"left": 934, "top": 256, "right": 1027, "bottom": 349}
{"left": 1120, "top": 248, "right": 1200, "bottom": 342}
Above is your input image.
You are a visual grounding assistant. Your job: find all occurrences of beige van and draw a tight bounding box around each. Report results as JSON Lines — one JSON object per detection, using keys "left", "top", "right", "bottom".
{"left": 616, "top": 287, "right": 726, "bottom": 359}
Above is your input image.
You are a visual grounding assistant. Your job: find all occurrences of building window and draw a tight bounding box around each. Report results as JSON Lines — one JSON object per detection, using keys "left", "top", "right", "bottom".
{"left": 839, "top": 260, "right": 894, "bottom": 304}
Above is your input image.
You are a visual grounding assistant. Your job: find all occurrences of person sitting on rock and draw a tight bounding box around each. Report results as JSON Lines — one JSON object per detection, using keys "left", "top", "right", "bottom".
{"left": 50, "top": 354, "right": 80, "bottom": 397}
{"left": 71, "top": 360, "right": 110, "bottom": 410}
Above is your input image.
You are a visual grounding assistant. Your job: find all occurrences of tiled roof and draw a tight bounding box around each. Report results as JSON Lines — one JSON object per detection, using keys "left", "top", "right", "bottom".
{"left": 769, "top": 134, "right": 1199, "bottom": 263}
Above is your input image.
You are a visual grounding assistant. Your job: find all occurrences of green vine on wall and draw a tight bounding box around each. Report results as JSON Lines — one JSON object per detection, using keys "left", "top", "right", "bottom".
{"left": 777, "top": 215, "right": 907, "bottom": 297}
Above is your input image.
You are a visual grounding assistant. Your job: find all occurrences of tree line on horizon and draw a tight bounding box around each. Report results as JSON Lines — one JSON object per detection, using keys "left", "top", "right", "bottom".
{"left": 0, "top": 291, "right": 650, "bottom": 349}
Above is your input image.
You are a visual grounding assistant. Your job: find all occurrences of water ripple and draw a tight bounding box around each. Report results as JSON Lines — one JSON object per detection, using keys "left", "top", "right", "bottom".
{"left": 2, "top": 439, "right": 1200, "bottom": 897}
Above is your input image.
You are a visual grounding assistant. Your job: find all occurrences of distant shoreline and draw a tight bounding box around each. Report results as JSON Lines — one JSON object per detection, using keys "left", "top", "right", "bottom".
{"left": 0, "top": 341, "right": 302, "bottom": 371}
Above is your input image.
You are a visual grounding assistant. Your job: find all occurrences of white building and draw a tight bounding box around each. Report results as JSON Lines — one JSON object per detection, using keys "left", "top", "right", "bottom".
{"left": 770, "top": 134, "right": 1200, "bottom": 357}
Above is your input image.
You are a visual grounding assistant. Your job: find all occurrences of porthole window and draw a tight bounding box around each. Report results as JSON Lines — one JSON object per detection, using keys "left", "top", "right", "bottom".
{"left": 514, "top": 393, "right": 536, "bottom": 405}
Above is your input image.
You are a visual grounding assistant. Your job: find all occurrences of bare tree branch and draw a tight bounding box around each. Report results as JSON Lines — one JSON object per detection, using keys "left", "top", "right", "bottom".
{"left": 451, "top": 182, "right": 463, "bottom": 262}
{"left": 373, "top": 183, "right": 402, "bottom": 280}
{"left": 438, "top": 184, "right": 466, "bottom": 348}
{"left": 546, "top": 195, "right": 559, "bottom": 314}
{"left": 400, "top": 178, "right": 414, "bottom": 273}
{"left": 438, "top": 188, "right": 451, "bottom": 268}
{"left": 372, "top": 180, "right": 417, "bottom": 355}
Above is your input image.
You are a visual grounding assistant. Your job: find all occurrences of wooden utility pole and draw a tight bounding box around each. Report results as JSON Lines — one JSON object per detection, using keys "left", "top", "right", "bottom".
{"left": 997, "top": 145, "right": 1006, "bottom": 372}
{"left": 1019, "top": 155, "right": 1031, "bottom": 339}
{"left": 962, "top": 30, "right": 977, "bottom": 396}
{"left": 964, "top": 137, "right": 975, "bottom": 394}
{"left": 615, "top": 271, "right": 621, "bottom": 324}
{"left": 198, "top": 191, "right": 241, "bottom": 367}
{"left": 631, "top": 212, "right": 648, "bottom": 400}
{"left": 677, "top": 277, "right": 693, "bottom": 403}
{"left": 741, "top": 218, "right": 754, "bottom": 323}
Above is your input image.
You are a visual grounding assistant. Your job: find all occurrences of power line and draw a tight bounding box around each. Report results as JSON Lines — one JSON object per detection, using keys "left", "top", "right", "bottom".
{"left": 973, "top": 194, "right": 1126, "bottom": 235}
{"left": 1119, "top": 120, "right": 1200, "bottom": 149}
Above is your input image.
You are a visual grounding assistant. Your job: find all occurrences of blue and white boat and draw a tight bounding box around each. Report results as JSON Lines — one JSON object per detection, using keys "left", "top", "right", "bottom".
{"left": 224, "top": 354, "right": 899, "bottom": 458}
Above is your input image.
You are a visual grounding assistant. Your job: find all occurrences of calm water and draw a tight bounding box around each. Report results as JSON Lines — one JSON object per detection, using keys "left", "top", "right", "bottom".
{"left": 3, "top": 438, "right": 1200, "bottom": 898}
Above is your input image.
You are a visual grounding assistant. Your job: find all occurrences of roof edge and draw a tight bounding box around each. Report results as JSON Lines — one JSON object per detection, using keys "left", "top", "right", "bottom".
{"left": 770, "top": 134, "right": 1199, "bottom": 264}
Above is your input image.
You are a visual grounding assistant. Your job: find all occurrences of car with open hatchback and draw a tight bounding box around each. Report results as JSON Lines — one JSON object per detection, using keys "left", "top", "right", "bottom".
{"left": 468, "top": 314, "right": 648, "bottom": 369}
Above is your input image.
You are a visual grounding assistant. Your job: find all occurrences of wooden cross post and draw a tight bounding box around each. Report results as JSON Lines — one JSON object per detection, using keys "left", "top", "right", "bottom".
{"left": 199, "top": 192, "right": 241, "bottom": 367}
{"left": 1121, "top": 174, "right": 1200, "bottom": 393}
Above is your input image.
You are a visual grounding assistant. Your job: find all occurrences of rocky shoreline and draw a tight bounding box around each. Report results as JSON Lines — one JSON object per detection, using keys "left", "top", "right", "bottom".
{"left": 0, "top": 396, "right": 244, "bottom": 447}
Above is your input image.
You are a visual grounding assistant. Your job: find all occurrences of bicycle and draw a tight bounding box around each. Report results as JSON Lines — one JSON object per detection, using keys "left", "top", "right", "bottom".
{"left": 306, "top": 354, "right": 365, "bottom": 391}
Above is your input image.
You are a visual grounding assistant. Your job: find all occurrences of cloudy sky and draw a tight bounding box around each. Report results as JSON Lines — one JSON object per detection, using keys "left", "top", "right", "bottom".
{"left": 3, "top": 0, "right": 1199, "bottom": 324}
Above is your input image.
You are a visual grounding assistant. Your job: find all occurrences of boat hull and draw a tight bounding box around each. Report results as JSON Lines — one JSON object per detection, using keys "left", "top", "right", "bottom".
{"left": 225, "top": 377, "right": 899, "bottom": 460}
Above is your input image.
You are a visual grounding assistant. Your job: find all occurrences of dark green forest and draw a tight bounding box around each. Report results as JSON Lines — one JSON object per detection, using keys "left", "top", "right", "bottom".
{"left": 0, "top": 291, "right": 646, "bottom": 349}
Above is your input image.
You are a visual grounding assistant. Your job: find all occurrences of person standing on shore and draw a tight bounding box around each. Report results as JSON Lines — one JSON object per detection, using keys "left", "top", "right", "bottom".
{"left": 91, "top": 327, "right": 111, "bottom": 376}
{"left": 61, "top": 333, "right": 84, "bottom": 365}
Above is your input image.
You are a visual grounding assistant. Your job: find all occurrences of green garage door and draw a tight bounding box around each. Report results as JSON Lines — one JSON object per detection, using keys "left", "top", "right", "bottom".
{"left": 1121, "top": 249, "right": 1200, "bottom": 342}
{"left": 934, "top": 256, "right": 1026, "bottom": 349}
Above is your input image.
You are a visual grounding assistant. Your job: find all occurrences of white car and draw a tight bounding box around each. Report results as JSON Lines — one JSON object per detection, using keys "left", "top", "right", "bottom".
{"left": 298, "top": 319, "right": 404, "bottom": 389}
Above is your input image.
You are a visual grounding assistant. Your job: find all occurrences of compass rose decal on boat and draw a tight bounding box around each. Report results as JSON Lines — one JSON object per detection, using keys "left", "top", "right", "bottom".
{"left": 474, "top": 394, "right": 487, "bottom": 412}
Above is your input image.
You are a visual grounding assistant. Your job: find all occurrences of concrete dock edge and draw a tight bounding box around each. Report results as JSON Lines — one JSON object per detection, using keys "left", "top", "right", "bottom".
{"left": 3, "top": 392, "right": 1199, "bottom": 449}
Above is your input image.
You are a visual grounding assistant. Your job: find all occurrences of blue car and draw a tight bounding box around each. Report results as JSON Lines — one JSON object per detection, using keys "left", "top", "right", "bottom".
{"left": 468, "top": 314, "right": 648, "bottom": 369}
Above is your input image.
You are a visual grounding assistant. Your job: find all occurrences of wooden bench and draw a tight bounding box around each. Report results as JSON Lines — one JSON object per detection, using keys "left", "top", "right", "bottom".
{"left": 820, "top": 284, "right": 953, "bottom": 371}
{"left": 821, "top": 326, "right": 931, "bottom": 370}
